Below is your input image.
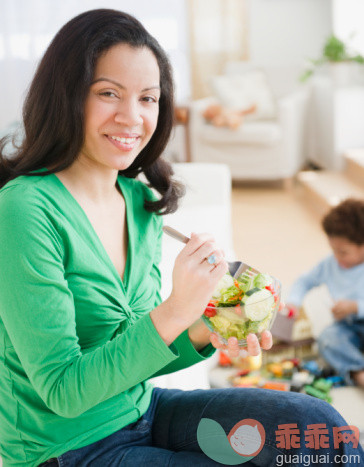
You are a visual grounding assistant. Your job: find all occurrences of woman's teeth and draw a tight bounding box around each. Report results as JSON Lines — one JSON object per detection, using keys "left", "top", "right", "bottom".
{"left": 110, "top": 136, "right": 137, "bottom": 144}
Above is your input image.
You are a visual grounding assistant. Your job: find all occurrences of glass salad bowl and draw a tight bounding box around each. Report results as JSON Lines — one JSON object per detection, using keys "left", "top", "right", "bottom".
{"left": 201, "top": 272, "right": 281, "bottom": 346}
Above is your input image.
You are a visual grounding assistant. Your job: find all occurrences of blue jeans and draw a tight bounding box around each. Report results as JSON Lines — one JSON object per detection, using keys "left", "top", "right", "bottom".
{"left": 40, "top": 386, "right": 364, "bottom": 466}
{"left": 318, "top": 320, "right": 364, "bottom": 384}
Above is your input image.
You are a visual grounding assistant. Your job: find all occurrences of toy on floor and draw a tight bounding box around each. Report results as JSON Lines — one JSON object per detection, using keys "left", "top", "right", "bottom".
{"left": 304, "top": 378, "right": 333, "bottom": 403}
{"left": 217, "top": 350, "right": 344, "bottom": 403}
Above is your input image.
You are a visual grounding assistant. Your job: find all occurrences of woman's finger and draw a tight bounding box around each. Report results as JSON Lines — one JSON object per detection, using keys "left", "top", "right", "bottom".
{"left": 246, "top": 333, "right": 261, "bottom": 356}
{"left": 209, "top": 332, "right": 224, "bottom": 349}
{"left": 182, "top": 232, "right": 214, "bottom": 257}
{"left": 260, "top": 330, "right": 273, "bottom": 350}
{"left": 194, "top": 242, "right": 224, "bottom": 265}
{"left": 226, "top": 336, "right": 240, "bottom": 358}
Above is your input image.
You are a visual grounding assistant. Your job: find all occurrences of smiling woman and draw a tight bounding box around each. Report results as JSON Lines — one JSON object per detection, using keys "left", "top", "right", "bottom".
{"left": 0, "top": 8, "right": 363, "bottom": 467}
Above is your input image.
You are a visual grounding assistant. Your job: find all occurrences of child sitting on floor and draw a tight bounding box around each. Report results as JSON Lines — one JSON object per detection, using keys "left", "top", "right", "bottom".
{"left": 286, "top": 198, "right": 364, "bottom": 388}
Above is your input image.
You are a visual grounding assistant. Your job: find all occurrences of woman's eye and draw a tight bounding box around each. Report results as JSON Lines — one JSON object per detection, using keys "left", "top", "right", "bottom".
{"left": 142, "top": 96, "right": 158, "bottom": 103}
{"left": 99, "top": 91, "right": 118, "bottom": 98}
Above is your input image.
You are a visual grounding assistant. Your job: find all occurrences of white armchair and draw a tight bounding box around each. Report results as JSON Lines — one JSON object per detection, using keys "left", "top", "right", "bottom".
{"left": 189, "top": 62, "right": 309, "bottom": 182}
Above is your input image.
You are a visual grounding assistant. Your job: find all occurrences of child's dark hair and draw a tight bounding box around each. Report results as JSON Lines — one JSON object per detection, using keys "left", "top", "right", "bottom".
{"left": 322, "top": 198, "right": 364, "bottom": 245}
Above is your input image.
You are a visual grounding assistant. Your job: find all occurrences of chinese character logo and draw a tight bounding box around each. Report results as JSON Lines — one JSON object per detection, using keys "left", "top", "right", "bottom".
{"left": 197, "top": 418, "right": 265, "bottom": 465}
{"left": 275, "top": 423, "right": 360, "bottom": 451}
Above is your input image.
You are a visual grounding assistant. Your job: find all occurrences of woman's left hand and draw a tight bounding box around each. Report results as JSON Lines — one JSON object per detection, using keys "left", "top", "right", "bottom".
{"left": 209, "top": 330, "right": 273, "bottom": 358}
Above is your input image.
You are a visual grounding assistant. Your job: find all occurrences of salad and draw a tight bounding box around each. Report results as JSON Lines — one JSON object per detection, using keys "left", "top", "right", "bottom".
{"left": 202, "top": 271, "right": 280, "bottom": 342}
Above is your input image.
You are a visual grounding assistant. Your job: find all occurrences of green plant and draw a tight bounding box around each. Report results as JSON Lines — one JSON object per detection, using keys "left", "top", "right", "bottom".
{"left": 300, "top": 34, "right": 364, "bottom": 82}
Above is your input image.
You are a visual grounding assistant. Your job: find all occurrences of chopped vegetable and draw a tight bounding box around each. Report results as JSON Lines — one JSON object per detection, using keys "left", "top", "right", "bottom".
{"left": 202, "top": 270, "right": 279, "bottom": 342}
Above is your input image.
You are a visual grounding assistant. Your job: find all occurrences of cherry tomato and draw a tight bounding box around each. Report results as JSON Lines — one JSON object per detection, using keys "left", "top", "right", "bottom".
{"left": 204, "top": 307, "right": 217, "bottom": 317}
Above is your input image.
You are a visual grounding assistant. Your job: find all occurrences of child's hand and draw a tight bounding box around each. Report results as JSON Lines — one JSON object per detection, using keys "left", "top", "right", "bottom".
{"left": 284, "top": 303, "right": 299, "bottom": 318}
{"left": 331, "top": 300, "right": 358, "bottom": 320}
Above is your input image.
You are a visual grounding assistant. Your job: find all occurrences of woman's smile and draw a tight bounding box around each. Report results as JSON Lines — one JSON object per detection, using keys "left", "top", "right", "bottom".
{"left": 106, "top": 133, "right": 141, "bottom": 152}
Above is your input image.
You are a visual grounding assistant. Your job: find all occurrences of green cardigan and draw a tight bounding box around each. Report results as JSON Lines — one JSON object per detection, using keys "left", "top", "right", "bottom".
{"left": 0, "top": 172, "right": 214, "bottom": 466}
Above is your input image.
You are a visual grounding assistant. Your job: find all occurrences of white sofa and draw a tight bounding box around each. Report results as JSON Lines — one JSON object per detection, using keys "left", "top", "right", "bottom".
{"left": 189, "top": 62, "right": 309, "bottom": 181}
{"left": 150, "top": 162, "right": 235, "bottom": 390}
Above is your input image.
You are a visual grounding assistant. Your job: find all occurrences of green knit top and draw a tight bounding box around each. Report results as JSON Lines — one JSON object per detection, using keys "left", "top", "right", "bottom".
{"left": 0, "top": 171, "right": 214, "bottom": 466}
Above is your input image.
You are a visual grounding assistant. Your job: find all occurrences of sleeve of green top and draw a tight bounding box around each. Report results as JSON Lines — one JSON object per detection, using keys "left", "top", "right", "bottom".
{"left": 150, "top": 330, "right": 216, "bottom": 378}
{"left": 0, "top": 187, "right": 183, "bottom": 418}
{"left": 148, "top": 215, "right": 216, "bottom": 377}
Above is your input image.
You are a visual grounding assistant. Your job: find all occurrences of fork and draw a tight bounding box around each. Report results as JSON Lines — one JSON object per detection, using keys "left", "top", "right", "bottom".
{"left": 162, "top": 225, "right": 260, "bottom": 281}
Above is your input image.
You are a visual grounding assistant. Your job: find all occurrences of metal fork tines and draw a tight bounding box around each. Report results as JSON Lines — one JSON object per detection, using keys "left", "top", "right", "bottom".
{"left": 228, "top": 261, "right": 259, "bottom": 280}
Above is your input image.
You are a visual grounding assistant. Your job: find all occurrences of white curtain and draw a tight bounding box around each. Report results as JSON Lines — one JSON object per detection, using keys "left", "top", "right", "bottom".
{"left": 188, "top": 0, "right": 248, "bottom": 99}
{"left": 0, "top": 0, "right": 190, "bottom": 130}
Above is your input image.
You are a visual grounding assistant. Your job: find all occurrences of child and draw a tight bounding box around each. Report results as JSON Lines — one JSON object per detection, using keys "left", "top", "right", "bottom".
{"left": 286, "top": 198, "right": 364, "bottom": 388}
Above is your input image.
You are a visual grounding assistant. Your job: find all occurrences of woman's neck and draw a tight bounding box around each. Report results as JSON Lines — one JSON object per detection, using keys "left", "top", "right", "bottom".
{"left": 53, "top": 159, "right": 121, "bottom": 205}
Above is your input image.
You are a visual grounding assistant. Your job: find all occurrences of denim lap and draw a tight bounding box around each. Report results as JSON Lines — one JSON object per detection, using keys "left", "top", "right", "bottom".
{"left": 151, "top": 387, "right": 364, "bottom": 465}
{"left": 49, "top": 386, "right": 364, "bottom": 466}
{"left": 56, "top": 389, "right": 161, "bottom": 466}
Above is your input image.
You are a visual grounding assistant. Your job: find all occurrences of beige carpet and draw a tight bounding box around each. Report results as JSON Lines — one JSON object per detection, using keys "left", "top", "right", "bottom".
{"left": 231, "top": 182, "right": 330, "bottom": 296}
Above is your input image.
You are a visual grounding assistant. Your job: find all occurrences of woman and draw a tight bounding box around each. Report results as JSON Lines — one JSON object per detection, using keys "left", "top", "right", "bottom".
{"left": 0, "top": 9, "right": 362, "bottom": 467}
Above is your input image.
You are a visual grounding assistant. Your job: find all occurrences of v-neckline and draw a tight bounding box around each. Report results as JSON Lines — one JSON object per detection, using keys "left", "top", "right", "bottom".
{"left": 51, "top": 172, "right": 132, "bottom": 291}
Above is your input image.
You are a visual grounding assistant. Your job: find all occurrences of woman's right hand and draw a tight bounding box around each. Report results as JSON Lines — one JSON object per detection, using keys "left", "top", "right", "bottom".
{"left": 167, "top": 232, "right": 228, "bottom": 329}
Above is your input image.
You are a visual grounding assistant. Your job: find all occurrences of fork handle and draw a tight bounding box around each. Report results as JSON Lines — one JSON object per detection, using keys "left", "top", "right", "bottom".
{"left": 162, "top": 226, "right": 190, "bottom": 244}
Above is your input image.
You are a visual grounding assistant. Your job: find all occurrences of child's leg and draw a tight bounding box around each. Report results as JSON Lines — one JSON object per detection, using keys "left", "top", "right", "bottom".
{"left": 151, "top": 387, "right": 364, "bottom": 465}
{"left": 317, "top": 321, "right": 364, "bottom": 385}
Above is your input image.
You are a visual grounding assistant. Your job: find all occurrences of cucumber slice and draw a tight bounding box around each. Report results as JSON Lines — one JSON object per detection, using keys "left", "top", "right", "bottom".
{"left": 243, "top": 289, "right": 274, "bottom": 321}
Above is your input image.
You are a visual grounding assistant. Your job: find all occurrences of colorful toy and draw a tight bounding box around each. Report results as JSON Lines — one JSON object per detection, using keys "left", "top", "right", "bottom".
{"left": 262, "top": 381, "right": 290, "bottom": 391}
{"left": 304, "top": 385, "right": 332, "bottom": 403}
{"left": 301, "top": 360, "right": 322, "bottom": 377}
{"left": 325, "top": 375, "right": 345, "bottom": 387}
{"left": 313, "top": 378, "right": 333, "bottom": 393}
{"left": 218, "top": 350, "right": 232, "bottom": 367}
{"left": 303, "top": 378, "right": 333, "bottom": 403}
{"left": 231, "top": 374, "right": 263, "bottom": 388}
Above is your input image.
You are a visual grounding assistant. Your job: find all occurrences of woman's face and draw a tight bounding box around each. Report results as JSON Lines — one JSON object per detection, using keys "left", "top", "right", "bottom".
{"left": 80, "top": 44, "right": 160, "bottom": 172}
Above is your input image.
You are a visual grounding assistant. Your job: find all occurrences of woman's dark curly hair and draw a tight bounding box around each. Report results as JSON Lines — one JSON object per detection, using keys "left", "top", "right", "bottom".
{"left": 0, "top": 9, "right": 184, "bottom": 214}
{"left": 322, "top": 198, "right": 364, "bottom": 245}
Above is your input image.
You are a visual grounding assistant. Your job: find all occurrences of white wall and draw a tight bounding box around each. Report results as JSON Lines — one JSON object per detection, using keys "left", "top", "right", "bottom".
{"left": 246, "top": 0, "right": 332, "bottom": 94}
{"left": 248, "top": 0, "right": 332, "bottom": 64}
{"left": 0, "top": 0, "right": 190, "bottom": 129}
{"left": 333, "top": 0, "right": 364, "bottom": 55}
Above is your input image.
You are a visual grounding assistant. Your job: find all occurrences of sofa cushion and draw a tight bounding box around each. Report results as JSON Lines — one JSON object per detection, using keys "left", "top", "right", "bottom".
{"left": 211, "top": 70, "right": 277, "bottom": 120}
{"left": 200, "top": 121, "right": 282, "bottom": 145}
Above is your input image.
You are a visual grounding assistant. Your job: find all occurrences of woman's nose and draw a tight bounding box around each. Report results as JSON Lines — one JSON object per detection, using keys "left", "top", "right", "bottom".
{"left": 114, "top": 99, "right": 143, "bottom": 127}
